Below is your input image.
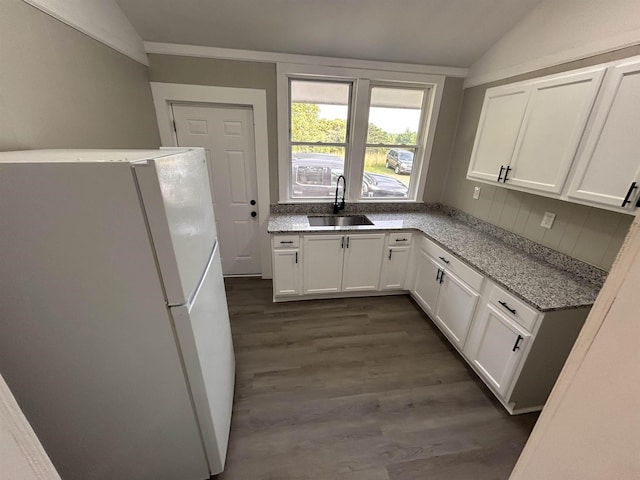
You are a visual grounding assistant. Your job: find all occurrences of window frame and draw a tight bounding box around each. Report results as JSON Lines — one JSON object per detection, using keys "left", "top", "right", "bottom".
{"left": 277, "top": 63, "right": 445, "bottom": 203}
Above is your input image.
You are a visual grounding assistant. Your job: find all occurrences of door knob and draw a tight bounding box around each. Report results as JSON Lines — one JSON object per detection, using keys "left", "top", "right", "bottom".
{"left": 250, "top": 200, "right": 256, "bottom": 205}
{"left": 251, "top": 211, "right": 257, "bottom": 217}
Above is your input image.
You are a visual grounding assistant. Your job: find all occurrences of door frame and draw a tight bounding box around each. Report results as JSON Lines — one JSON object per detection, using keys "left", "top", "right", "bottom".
{"left": 150, "top": 82, "right": 272, "bottom": 278}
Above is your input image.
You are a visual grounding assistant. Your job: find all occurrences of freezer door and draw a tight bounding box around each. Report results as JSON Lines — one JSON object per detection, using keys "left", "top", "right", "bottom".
{"left": 170, "top": 243, "right": 235, "bottom": 475}
{"left": 134, "top": 148, "right": 217, "bottom": 305}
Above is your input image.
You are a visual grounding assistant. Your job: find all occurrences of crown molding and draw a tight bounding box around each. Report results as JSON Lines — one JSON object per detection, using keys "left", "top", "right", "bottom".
{"left": 22, "top": 0, "right": 148, "bottom": 65}
{"left": 144, "top": 42, "right": 468, "bottom": 77}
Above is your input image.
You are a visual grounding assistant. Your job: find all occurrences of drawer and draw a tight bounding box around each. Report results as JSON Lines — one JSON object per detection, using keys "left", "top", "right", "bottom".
{"left": 420, "top": 236, "right": 484, "bottom": 292}
{"left": 388, "top": 232, "right": 412, "bottom": 246}
{"left": 272, "top": 235, "right": 300, "bottom": 248}
{"left": 488, "top": 283, "right": 540, "bottom": 332}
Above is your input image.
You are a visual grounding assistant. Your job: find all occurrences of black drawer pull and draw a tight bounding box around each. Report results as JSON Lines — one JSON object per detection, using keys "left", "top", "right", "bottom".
{"left": 438, "top": 256, "right": 450, "bottom": 264}
{"left": 497, "top": 165, "right": 505, "bottom": 182}
{"left": 395, "top": 238, "right": 408, "bottom": 242}
{"left": 499, "top": 300, "right": 517, "bottom": 315}
{"left": 622, "top": 182, "right": 638, "bottom": 207}
{"left": 512, "top": 334, "right": 524, "bottom": 352}
{"left": 435, "top": 268, "right": 442, "bottom": 282}
{"left": 388, "top": 249, "right": 393, "bottom": 260}
{"left": 503, "top": 166, "right": 512, "bottom": 182}
{"left": 280, "top": 240, "right": 294, "bottom": 244}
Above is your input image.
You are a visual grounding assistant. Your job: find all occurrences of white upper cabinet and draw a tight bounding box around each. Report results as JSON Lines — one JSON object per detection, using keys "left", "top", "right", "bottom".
{"left": 568, "top": 58, "right": 640, "bottom": 209}
{"left": 507, "top": 68, "right": 605, "bottom": 194}
{"left": 467, "top": 84, "right": 530, "bottom": 183}
{"left": 467, "top": 65, "right": 612, "bottom": 201}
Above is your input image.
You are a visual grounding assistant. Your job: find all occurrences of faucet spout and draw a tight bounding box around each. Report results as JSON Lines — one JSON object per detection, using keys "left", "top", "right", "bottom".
{"left": 333, "top": 175, "right": 346, "bottom": 214}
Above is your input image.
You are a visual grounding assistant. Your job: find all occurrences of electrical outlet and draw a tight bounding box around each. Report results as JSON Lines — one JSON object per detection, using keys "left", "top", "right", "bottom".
{"left": 473, "top": 186, "right": 481, "bottom": 200}
{"left": 541, "top": 211, "right": 556, "bottom": 229}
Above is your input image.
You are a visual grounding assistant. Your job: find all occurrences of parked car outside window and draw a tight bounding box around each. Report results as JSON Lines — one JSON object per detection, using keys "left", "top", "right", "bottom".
{"left": 292, "top": 153, "right": 408, "bottom": 198}
{"left": 385, "top": 149, "right": 414, "bottom": 175}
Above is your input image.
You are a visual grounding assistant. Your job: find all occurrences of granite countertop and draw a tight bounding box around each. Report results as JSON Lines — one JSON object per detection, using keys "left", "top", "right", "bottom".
{"left": 268, "top": 211, "right": 604, "bottom": 313}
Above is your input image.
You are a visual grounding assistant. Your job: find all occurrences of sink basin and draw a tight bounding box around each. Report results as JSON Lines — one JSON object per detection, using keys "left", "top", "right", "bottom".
{"left": 307, "top": 215, "right": 374, "bottom": 226}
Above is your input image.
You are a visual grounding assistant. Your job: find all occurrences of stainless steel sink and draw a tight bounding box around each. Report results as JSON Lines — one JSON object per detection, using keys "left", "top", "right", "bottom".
{"left": 307, "top": 215, "right": 374, "bottom": 226}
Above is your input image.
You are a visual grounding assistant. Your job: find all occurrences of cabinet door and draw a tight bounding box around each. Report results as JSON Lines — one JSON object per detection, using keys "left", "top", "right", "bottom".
{"left": 507, "top": 68, "right": 605, "bottom": 194}
{"left": 465, "top": 303, "right": 531, "bottom": 397}
{"left": 272, "top": 249, "right": 300, "bottom": 296}
{"left": 433, "top": 269, "right": 480, "bottom": 350}
{"left": 342, "top": 234, "right": 385, "bottom": 292}
{"left": 380, "top": 246, "right": 411, "bottom": 290}
{"left": 303, "top": 235, "right": 344, "bottom": 294}
{"left": 467, "top": 83, "right": 530, "bottom": 183}
{"left": 568, "top": 60, "right": 640, "bottom": 208}
{"left": 412, "top": 250, "right": 441, "bottom": 315}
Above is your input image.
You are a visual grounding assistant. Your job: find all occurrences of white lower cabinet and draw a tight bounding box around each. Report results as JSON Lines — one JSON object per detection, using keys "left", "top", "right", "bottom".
{"left": 300, "top": 233, "right": 385, "bottom": 295}
{"left": 412, "top": 249, "right": 441, "bottom": 314}
{"left": 464, "top": 303, "right": 531, "bottom": 397}
{"left": 272, "top": 249, "right": 300, "bottom": 296}
{"left": 271, "top": 235, "right": 301, "bottom": 296}
{"left": 380, "top": 246, "right": 411, "bottom": 290}
{"left": 342, "top": 234, "right": 386, "bottom": 291}
{"left": 412, "top": 237, "right": 482, "bottom": 350}
{"left": 434, "top": 269, "right": 480, "bottom": 350}
{"left": 302, "top": 235, "right": 344, "bottom": 294}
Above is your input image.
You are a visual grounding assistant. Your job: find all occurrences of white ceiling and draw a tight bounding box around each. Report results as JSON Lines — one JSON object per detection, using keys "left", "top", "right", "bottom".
{"left": 115, "top": 0, "right": 543, "bottom": 67}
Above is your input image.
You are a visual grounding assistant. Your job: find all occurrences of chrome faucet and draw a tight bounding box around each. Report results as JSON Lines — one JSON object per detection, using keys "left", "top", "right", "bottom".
{"left": 333, "top": 175, "right": 346, "bottom": 214}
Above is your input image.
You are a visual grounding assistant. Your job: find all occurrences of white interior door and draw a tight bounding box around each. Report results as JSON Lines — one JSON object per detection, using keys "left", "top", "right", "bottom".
{"left": 172, "top": 103, "right": 261, "bottom": 275}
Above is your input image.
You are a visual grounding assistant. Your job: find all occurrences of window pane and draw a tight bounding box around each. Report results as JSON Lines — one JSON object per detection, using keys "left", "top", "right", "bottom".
{"left": 290, "top": 80, "right": 350, "bottom": 143}
{"left": 291, "top": 146, "right": 345, "bottom": 198}
{"left": 361, "top": 147, "right": 413, "bottom": 199}
{"left": 366, "top": 87, "right": 424, "bottom": 145}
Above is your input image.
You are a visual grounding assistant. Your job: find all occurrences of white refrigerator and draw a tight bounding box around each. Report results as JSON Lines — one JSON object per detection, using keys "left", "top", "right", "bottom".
{"left": 0, "top": 148, "right": 235, "bottom": 479}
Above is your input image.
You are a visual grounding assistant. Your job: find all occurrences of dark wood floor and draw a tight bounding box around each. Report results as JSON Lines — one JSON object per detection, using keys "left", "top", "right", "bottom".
{"left": 216, "top": 278, "right": 538, "bottom": 480}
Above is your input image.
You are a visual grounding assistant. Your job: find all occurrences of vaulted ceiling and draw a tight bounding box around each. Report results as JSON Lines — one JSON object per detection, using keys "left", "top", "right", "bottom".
{"left": 116, "top": 0, "right": 543, "bottom": 67}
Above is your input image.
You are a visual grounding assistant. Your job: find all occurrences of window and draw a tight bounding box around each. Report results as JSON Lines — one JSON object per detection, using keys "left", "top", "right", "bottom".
{"left": 362, "top": 87, "right": 426, "bottom": 199}
{"left": 289, "top": 80, "right": 351, "bottom": 199}
{"left": 278, "top": 64, "right": 445, "bottom": 202}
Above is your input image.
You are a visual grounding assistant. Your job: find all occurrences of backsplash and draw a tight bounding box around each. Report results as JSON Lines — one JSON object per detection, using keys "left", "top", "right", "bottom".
{"left": 271, "top": 202, "right": 437, "bottom": 214}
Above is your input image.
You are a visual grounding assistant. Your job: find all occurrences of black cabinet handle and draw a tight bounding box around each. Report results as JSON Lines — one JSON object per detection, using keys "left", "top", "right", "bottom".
{"left": 388, "top": 249, "right": 393, "bottom": 260}
{"left": 499, "top": 300, "right": 517, "bottom": 315}
{"left": 341, "top": 237, "right": 345, "bottom": 249}
{"left": 497, "top": 165, "right": 505, "bottom": 182}
{"left": 395, "top": 238, "right": 408, "bottom": 242}
{"left": 438, "top": 256, "right": 450, "bottom": 264}
{"left": 503, "top": 166, "right": 512, "bottom": 182}
{"left": 280, "top": 240, "right": 293, "bottom": 244}
{"left": 622, "top": 182, "right": 638, "bottom": 207}
{"left": 295, "top": 252, "right": 298, "bottom": 264}
{"left": 435, "top": 268, "right": 442, "bottom": 282}
{"left": 251, "top": 211, "right": 257, "bottom": 217}
{"left": 439, "top": 270, "right": 445, "bottom": 284}
{"left": 346, "top": 236, "right": 350, "bottom": 248}
{"left": 250, "top": 199, "right": 256, "bottom": 205}
{"left": 512, "top": 335, "right": 524, "bottom": 352}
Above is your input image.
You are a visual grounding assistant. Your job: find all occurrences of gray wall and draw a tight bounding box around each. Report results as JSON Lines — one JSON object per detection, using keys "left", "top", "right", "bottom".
{"left": 0, "top": 0, "right": 160, "bottom": 150}
{"left": 423, "top": 76, "right": 464, "bottom": 203}
{"left": 443, "top": 45, "right": 640, "bottom": 271}
{"left": 148, "top": 54, "right": 279, "bottom": 199}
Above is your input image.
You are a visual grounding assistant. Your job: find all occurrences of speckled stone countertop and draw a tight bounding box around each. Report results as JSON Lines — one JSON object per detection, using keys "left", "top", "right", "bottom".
{"left": 268, "top": 210, "right": 605, "bottom": 312}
